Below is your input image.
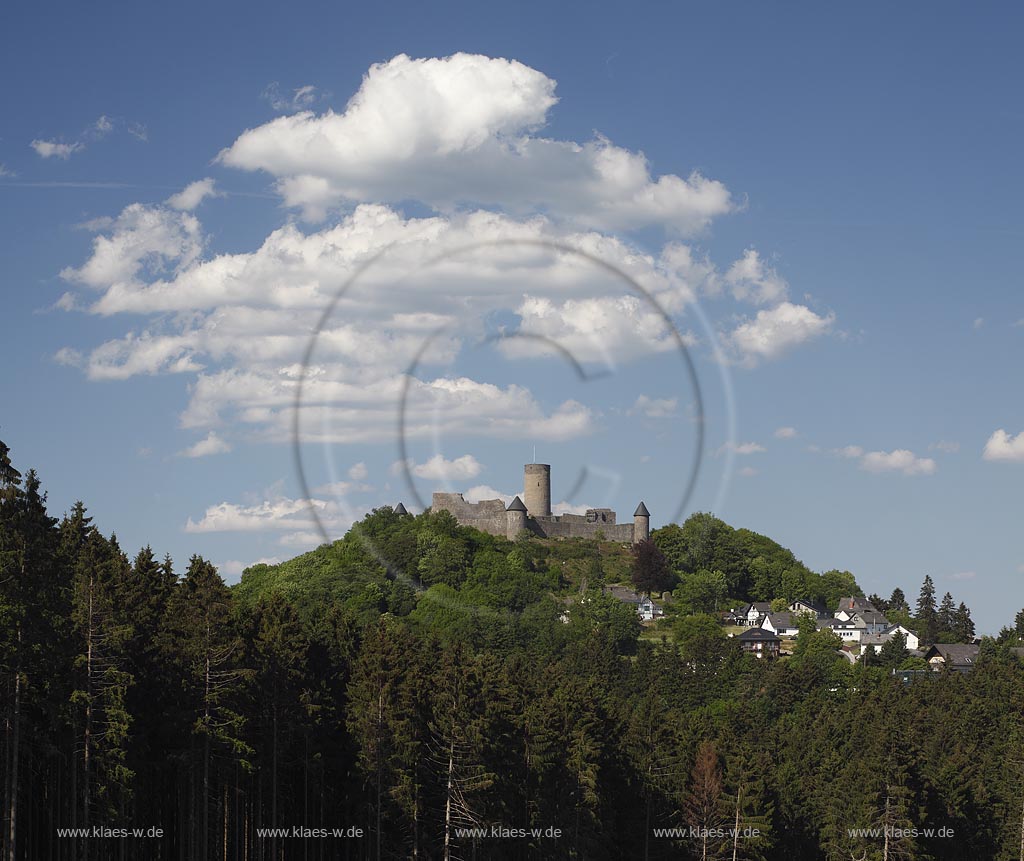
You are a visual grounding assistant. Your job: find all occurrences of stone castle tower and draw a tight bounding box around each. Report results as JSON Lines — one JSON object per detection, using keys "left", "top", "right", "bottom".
{"left": 428, "top": 462, "right": 650, "bottom": 544}
{"left": 523, "top": 463, "right": 551, "bottom": 517}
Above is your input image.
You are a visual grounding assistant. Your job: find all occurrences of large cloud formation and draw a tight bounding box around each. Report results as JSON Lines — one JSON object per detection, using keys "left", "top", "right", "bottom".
{"left": 55, "top": 52, "right": 834, "bottom": 466}
{"left": 217, "top": 53, "right": 732, "bottom": 231}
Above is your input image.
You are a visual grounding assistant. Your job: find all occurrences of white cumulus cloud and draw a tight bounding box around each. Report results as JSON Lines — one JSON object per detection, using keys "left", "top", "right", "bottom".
{"left": 859, "top": 449, "right": 936, "bottom": 476}
{"left": 724, "top": 249, "right": 788, "bottom": 305}
{"left": 409, "top": 454, "right": 483, "bottom": 481}
{"left": 219, "top": 53, "right": 732, "bottom": 231}
{"left": 983, "top": 429, "right": 1024, "bottom": 462}
{"left": 726, "top": 302, "right": 834, "bottom": 366}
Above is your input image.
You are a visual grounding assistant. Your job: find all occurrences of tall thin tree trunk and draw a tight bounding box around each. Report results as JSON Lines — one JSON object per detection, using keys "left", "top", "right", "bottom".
{"left": 376, "top": 688, "right": 383, "bottom": 861}
{"left": 882, "top": 788, "right": 890, "bottom": 861}
{"left": 272, "top": 694, "right": 279, "bottom": 861}
{"left": 82, "top": 576, "right": 93, "bottom": 861}
{"left": 732, "top": 785, "right": 741, "bottom": 861}
{"left": 443, "top": 739, "right": 455, "bottom": 861}
{"left": 6, "top": 627, "right": 21, "bottom": 861}
{"left": 223, "top": 781, "right": 229, "bottom": 861}
{"left": 203, "top": 629, "right": 211, "bottom": 861}
{"left": 1018, "top": 778, "right": 1024, "bottom": 861}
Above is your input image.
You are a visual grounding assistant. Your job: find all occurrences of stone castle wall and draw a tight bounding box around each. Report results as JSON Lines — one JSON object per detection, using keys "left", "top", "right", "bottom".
{"left": 431, "top": 493, "right": 636, "bottom": 542}
{"left": 431, "top": 493, "right": 509, "bottom": 536}
{"left": 531, "top": 516, "right": 634, "bottom": 541}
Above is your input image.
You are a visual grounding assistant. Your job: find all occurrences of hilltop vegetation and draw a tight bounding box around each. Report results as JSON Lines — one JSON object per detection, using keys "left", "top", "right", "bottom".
{"left": 3, "top": 437, "right": 1024, "bottom": 860}
{"left": 233, "top": 505, "right": 855, "bottom": 627}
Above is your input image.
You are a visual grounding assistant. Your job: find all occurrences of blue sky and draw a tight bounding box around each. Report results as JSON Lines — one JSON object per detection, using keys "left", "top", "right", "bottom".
{"left": 2, "top": 1, "right": 1022, "bottom": 632}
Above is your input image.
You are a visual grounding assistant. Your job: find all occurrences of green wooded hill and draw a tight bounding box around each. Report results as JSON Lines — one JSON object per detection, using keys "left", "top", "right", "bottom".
{"left": 3, "top": 437, "right": 1024, "bottom": 861}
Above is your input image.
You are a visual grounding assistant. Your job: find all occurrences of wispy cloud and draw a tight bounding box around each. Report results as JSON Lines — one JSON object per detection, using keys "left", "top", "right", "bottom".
{"left": 166, "top": 178, "right": 222, "bottom": 211}
{"left": 30, "top": 140, "right": 84, "bottom": 160}
{"left": 261, "top": 82, "right": 326, "bottom": 112}
{"left": 717, "top": 441, "right": 766, "bottom": 456}
{"left": 179, "top": 431, "right": 231, "bottom": 458}
{"left": 30, "top": 114, "right": 145, "bottom": 160}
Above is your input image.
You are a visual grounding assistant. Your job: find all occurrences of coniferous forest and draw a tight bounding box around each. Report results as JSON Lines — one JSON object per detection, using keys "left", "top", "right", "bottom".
{"left": 3, "top": 437, "right": 1024, "bottom": 860}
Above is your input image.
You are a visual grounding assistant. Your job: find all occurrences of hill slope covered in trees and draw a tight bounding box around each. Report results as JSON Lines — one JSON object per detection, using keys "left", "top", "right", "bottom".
{"left": 3, "top": 438, "right": 1024, "bottom": 860}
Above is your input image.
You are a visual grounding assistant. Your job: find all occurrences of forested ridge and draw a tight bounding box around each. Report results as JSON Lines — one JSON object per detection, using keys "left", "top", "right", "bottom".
{"left": 3, "top": 438, "right": 1024, "bottom": 860}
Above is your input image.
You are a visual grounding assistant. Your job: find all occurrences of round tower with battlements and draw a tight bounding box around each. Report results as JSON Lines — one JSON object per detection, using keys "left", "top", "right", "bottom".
{"left": 633, "top": 501, "right": 650, "bottom": 544}
{"left": 506, "top": 495, "right": 528, "bottom": 539}
{"left": 523, "top": 463, "right": 551, "bottom": 517}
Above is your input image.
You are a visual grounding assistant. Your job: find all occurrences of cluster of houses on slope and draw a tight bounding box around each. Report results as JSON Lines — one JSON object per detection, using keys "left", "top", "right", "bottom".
{"left": 601, "top": 589, "right": 1002, "bottom": 674}
{"left": 730, "top": 596, "right": 922, "bottom": 660}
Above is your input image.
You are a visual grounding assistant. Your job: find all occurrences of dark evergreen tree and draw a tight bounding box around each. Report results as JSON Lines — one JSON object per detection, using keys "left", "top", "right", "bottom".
{"left": 952, "top": 602, "right": 975, "bottom": 643}
{"left": 915, "top": 574, "right": 938, "bottom": 645}
{"left": 879, "top": 631, "right": 909, "bottom": 669}
{"left": 938, "top": 591, "right": 956, "bottom": 637}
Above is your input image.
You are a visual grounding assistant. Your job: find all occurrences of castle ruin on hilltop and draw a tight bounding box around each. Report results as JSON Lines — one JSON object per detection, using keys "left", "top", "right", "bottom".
{"left": 427, "top": 463, "right": 650, "bottom": 543}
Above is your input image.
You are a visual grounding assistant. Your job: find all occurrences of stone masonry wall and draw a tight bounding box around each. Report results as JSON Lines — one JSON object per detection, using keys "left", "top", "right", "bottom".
{"left": 431, "top": 493, "right": 509, "bottom": 536}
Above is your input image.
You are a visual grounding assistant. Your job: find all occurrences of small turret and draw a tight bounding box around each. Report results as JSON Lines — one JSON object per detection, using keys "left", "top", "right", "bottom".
{"left": 506, "top": 495, "right": 528, "bottom": 540}
{"left": 394, "top": 502, "right": 408, "bottom": 516}
{"left": 633, "top": 501, "right": 650, "bottom": 544}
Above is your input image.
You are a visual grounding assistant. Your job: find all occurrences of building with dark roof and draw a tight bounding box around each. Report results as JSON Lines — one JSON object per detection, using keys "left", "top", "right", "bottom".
{"left": 737, "top": 627, "right": 781, "bottom": 658}
{"left": 924, "top": 643, "right": 981, "bottom": 673}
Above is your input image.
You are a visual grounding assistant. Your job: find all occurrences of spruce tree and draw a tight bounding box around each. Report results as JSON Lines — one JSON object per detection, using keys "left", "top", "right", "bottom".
{"left": 915, "top": 575, "right": 938, "bottom": 645}
{"left": 938, "top": 591, "right": 956, "bottom": 638}
{"left": 953, "top": 602, "right": 975, "bottom": 643}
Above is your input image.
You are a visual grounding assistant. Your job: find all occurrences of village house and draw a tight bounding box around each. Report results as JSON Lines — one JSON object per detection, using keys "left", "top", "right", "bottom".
{"left": 740, "top": 602, "right": 772, "bottom": 627}
{"left": 737, "top": 627, "right": 781, "bottom": 658}
{"left": 834, "top": 596, "right": 879, "bottom": 622}
{"left": 860, "top": 624, "right": 920, "bottom": 652}
{"left": 852, "top": 609, "right": 890, "bottom": 635}
{"left": 761, "top": 611, "right": 801, "bottom": 638}
{"left": 924, "top": 643, "right": 980, "bottom": 673}
{"left": 606, "top": 586, "right": 664, "bottom": 622}
{"left": 788, "top": 598, "right": 830, "bottom": 618}
{"left": 818, "top": 617, "right": 865, "bottom": 644}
